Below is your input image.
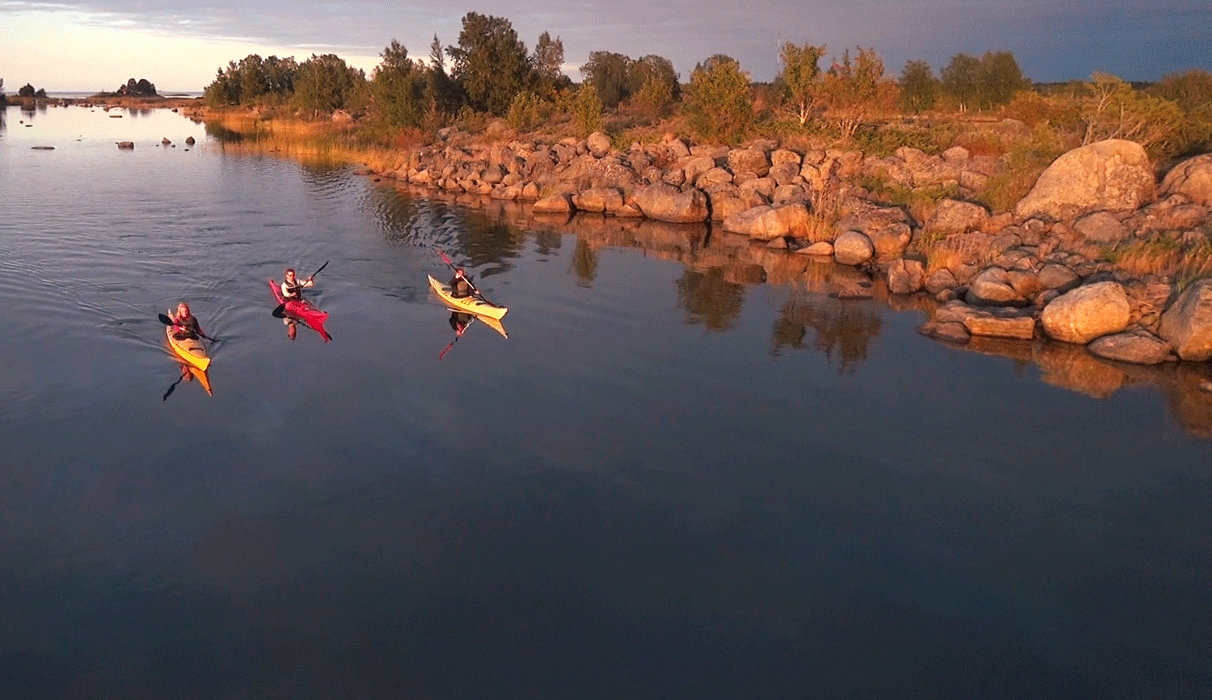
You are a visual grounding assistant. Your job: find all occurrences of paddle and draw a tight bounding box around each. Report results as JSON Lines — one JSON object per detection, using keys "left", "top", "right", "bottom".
{"left": 438, "top": 317, "right": 476, "bottom": 360}
{"left": 158, "top": 313, "right": 214, "bottom": 342}
{"left": 162, "top": 372, "right": 185, "bottom": 401}
{"left": 272, "top": 260, "right": 329, "bottom": 317}
{"left": 434, "top": 248, "right": 496, "bottom": 307}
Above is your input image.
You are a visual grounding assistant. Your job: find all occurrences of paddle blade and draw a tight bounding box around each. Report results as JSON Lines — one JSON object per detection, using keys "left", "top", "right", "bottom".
{"left": 272, "top": 303, "right": 287, "bottom": 318}
{"left": 158, "top": 313, "right": 174, "bottom": 325}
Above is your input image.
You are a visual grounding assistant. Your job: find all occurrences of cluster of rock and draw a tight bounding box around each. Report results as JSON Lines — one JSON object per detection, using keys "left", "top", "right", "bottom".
{"left": 376, "top": 126, "right": 1212, "bottom": 367}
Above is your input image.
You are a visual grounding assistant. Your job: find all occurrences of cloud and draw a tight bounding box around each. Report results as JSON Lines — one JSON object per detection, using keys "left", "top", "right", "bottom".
{"left": 4, "top": 0, "right": 1211, "bottom": 90}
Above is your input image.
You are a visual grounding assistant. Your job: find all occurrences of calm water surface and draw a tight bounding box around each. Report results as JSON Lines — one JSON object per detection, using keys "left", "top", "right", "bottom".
{"left": 1, "top": 104, "right": 1210, "bottom": 697}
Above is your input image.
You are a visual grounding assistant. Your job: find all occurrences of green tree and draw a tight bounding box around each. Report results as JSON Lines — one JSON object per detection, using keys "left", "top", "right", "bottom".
{"left": 777, "top": 41, "right": 827, "bottom": 125}
{"left": 581, "top": 51, "right": 633, "bottom": 109}
{"left": 294, "top": 53, "right": 365, "bottom": 116}
{"left": 447, "top": 12, "right": 530, "bottom": 115}
{"left": 629, "top": 55, "right": 679, "bottom": 101}
{"left": 531, "top": 31, "right": 567, "bottom": 98}
{"left": 941, "top": 53, "right": 981, "bottom": 111}
{"left": 371, "top": 40, "right": 426, "bottom": 129}
{"left": 426, "top": 35, "right": 461, "bottom": 120}
{"left": 632, "top": 74, "right": 674, "bottom": 118}
{"left": 571, "top": 83, "right": 603, "bottom": 136}
{"left": 506, "top": 90, "right": 544, "bottom": 129}
{"left": 819, "top": 47, "right": 886, "bottom": 141}
{"left": 978, "top": 51, "right": 1030, "bottom": 107}
{"left": 683, "top": 55, "right": 754, "bottom": 143}
{"left": 898, "top": 59, "right": 938, "bottom": 113}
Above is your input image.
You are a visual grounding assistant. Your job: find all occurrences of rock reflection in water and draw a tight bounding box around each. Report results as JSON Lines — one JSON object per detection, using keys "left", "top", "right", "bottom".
{"left": 384, "top": 186, "right": 1212, "bottom": 437}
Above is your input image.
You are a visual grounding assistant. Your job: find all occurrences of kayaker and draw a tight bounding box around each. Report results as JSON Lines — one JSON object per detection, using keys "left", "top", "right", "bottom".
{"left": 280, "top": 267, "right": 315, "bottom": 302}
{"left": 449, "top": 267, "right": 475, "bottom": 299}
{"left": 167, "top": 301, "right": 204, "bottom": 340}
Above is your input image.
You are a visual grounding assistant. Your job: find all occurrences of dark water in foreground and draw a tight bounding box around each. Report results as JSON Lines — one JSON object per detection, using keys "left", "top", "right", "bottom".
{"left": 1, "top": 104, "right": 1210, "bottom": 697}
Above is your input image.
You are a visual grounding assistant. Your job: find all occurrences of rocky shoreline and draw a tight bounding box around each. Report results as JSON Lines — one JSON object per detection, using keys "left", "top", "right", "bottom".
{"left": 366, "top": 123, "right": 1212, "bottom": 371}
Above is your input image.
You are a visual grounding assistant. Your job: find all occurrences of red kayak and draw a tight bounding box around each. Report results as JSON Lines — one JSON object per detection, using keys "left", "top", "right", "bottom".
{"left": 270, "top": 278, "right": 332, "bottom": 341}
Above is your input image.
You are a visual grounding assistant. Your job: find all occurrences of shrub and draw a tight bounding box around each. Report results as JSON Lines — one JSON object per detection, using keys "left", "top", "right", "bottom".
{"left": 571, "top": 84, "right": 603, "bottom": 136}
{"left": 506, "top": 90, "right": 544, "bottom": 130}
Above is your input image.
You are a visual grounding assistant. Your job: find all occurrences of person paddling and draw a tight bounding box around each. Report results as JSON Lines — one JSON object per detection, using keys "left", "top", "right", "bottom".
{"left": 449, "top": 267, "right": 475, "bottom": 299}
{"left": 280, "top": 267, "right": 315, "bottom": 302}
{"left": 167, "top": 301, "right": 205, "bottom": 340}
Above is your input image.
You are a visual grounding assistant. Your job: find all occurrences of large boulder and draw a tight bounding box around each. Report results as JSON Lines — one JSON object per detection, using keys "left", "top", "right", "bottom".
{"left": 586, "top": 131, "right": 612, "bottom": 158}
{"left": 572, "top": 187, "right": 624, "bottom": 213}
{"left": 925, "top": 199, "right": 989, "bottom": 236}
{"left": 1088, "top": 330, "right": 1173, "bottom": 365}
{"left": 1014, "top": 139, "right": 1155, "bottom": 221}
{"left": 1159, "top": 278, "right": 1212, "bottom": 361}
{"left": 887, "top": 259, "right": 925, "bottom": 294}
{"left": 835, "top": 200, "right": 914, "bottom": 261}
{"left": 966, "top": 267, "right": 1028, "bottom": 306}
{"left": 721, "top": 203, "right": 811, "bottom": 241}
{"left": 1159, "top": 153, "right": 1212, "bottom": 206}
{"left": 1040, "top": 281, "right": 1132, "bottom": 344}
{"left": 833, "top": 231, "right": 875, "bottom": 266}
{"left": 727, "top": 147, "right": 771, "bottom": 177}
{"left": 631, "top": 183, "right": 709, "bottom": 223}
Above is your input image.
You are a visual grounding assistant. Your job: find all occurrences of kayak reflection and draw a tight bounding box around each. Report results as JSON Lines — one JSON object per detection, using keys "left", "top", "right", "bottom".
{"left": 436, "top": 308, "right": 509, "bottom": 361}
{"left": 163, "top": 355, "right": 213, "bottom": 400}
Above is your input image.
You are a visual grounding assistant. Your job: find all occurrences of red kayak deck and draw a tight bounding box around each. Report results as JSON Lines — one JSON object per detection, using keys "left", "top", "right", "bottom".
{"left": 270, "top": 278, "right": 332, "bottom": 341}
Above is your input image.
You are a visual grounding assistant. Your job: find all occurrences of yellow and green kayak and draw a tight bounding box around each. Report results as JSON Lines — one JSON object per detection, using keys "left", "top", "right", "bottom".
{"left": 427, "top": 274, "right": 508, "bottom": 319}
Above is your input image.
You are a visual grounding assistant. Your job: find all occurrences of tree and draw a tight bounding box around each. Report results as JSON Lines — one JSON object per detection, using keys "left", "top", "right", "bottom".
{"left": 629, "top": 55, "right": 679, "bottom": 101}
{"left": 18, "top": 83, "right": 36, "bottom": 97}
{"left": 425, "top": 35, "right": 460, "bottom": 120}
{"left": 777, "top": 41, "right": 827, "bottom": 125}
{"left": 571, "top": 83, "right": 603, "bottom": 136}
{"left": 581, "top": 51, "right": 633, "bottom": 109}
{"left": 294, "top": 53, "right": 365, "bottom": 116}
{"left": 941, "top": 53, "right": 981, "bottom": 111}
{"left": 1080, "top": 72, "right": 1185, "bottom": 156}
{"left": 899, "top": 59, "right": 938, "bottom": 113}
{"left": 978, "top": 51, "right": 1030, "bottom": 107}
{"left": 446, "top": 12, "right": 530, "bottom": 115}
{"left": 683, "top": 55, "right": 754, "bottom": 143}
{"left": 1150, "top": 68, "right": 1212, "bottom": 111}
{"left": 371, "top": 40, "right": 426, "bottom": 129}
{"left": 819, "top": 47, "right": 886, "bottom": 141}
{"left": 531, "top": 31, "right": 567, "bottom": 98}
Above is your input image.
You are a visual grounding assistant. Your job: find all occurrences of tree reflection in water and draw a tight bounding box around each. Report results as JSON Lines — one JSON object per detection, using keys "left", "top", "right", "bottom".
{"left": 570, "top": 237, "right": 598, "bottom": 287}
{"left": 676, "top": 267, "right": 746, "bottom": 331}
{"left": 772, "top": 296, "right": 883, "bottom": 374}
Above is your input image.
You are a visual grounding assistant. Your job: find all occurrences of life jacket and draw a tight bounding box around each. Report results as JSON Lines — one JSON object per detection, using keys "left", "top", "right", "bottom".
{"left": 282, "top": 280, "right": 303, "bottom": 300}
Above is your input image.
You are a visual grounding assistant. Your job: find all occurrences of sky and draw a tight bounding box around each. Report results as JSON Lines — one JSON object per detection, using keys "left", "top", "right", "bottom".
{"left": 2, "top": 0, "right": 1210, "bottom": 93}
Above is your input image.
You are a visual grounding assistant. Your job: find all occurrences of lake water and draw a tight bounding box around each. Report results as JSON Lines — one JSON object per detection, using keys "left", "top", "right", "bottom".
{"left": 2, "top": 103, "right": 1210, "bottom": 697}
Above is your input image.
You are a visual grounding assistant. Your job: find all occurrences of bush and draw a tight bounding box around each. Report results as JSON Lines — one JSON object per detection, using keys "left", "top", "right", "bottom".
{"left": 571, "top": 84, "right": 603, "bottom": 137}
{"left": 683, "top": 56, "right": 754, "bottom": 144}
{"left": 506, "top": 91, "right": 544, "bottom": 130}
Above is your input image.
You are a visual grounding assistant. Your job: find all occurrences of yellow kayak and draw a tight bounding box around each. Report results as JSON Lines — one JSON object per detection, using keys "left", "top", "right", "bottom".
{"left": 428, "top": 274, "right": 508, "bottom": 319}
{"left": 166, "top": 326, "right": 211, "bottom": 371}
